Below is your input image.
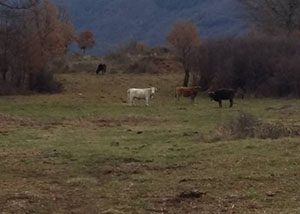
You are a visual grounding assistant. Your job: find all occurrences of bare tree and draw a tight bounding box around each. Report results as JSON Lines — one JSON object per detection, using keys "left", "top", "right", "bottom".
{"left": 241, "top": 0, "right": 300, "bottom": 34}
{"left": 77, "top": 30, "right": 96, "bottom": 54}
{"left": 0, "top": 0, "right": 75, "bottom": 93}
{"left": 0, "top": 0, "right": 38, "bottom": 9}
{"left": 167, "top": 21, "right": 200, "bottom": 86}
{"left": 23, "top": 0, "right": 75, "bottom": 90}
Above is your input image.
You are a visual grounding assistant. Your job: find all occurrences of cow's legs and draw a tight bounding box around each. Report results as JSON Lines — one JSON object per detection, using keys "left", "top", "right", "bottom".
{"left": 145, "top": 97, "right": 149, "bottom": 106}
{"left": 129, "top": 96, "right": 134, "bottom": 106}
{"left": 191, "top": 96, "right": 195, "bottom": 103}
{"left": 127, "top": 94, "right": 131, "bottom": 106}
{"left": 218, "top": 100, "right": 222, "bottom": 108}
{"left": 229, "top": 99, "right": 233, "bottom": 107}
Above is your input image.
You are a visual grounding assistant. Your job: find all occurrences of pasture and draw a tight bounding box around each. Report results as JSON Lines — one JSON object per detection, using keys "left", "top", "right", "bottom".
{"left": 0, "top": 72, "right": 300, "bottom": 213}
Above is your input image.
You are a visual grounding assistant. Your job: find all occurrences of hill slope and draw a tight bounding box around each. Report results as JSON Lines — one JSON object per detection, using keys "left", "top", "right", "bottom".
{"left": 57, "top": 0, "right": 247, "bottom": 54}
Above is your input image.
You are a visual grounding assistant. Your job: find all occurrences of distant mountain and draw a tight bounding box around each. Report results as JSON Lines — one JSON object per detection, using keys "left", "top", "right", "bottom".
{"left": 56, "top": 0, "right": 248, "bottom": 54}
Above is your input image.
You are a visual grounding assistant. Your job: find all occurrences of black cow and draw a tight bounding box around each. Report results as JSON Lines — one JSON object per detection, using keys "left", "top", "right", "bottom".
{"left": 208, "top": 88, "right": 235, "bottom": 107}
{"left": 96, "top": 63, "right": 107, "bottom": 75}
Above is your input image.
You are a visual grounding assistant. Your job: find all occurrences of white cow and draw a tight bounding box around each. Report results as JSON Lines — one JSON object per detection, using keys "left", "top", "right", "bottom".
{"left": 127, "top": 87, "right": 158, "bottom": 106}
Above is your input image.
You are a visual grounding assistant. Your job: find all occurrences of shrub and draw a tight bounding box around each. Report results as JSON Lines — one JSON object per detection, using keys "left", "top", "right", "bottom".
{"left": 0, "top": 82, "right": 17, "bottom": 95}
{"left": 193, "top": 35, "right": 300, "bottom": 97}
{"left": 257, "top": 122, "right": 300, "bottom": 139}
{"left": 214, "top": 113, "right": 260, "bottom": 140}
{"left": 126, "top": 58, "right": 158, "bottom": 73}
{"left": 28, "top": 71, "right": 62, "bottom": 93}
{"left": 211, "top": 112, "right": 300, "bottom": 142}
{"left": 105, "top": 52, "right": 131, "bottom": 65}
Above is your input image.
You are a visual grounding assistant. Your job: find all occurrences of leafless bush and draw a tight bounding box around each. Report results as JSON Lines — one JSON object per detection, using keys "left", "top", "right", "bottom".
{"left": 126, "top": 58, "right": 158, "bottom": 73}
{"left": 0, "top": 0, "right": 74, "bottom": 94}
{"left": 106, "top": 40, "right": 149, "bottom": 62}
{"left": 119, "top": 40, "right": 149, "bottom": 55}
{"left": 105, "top": 52, "right": 131, "bottom": 65}
{"left": 28, "top": 71, "right": 62, "bottom": 93}
{"left": 214, "top": 113, "right": 260, "bottom": 140}
{"left": 193, "top": 35, "right": 300, "bottom": 97}
{"left": 257, "top": 122, "right": 300, "bottom": 139}
{"left": 0, "top": 82, "right": 17, "bottom": 95}
{"left": 210, "top": 112, "right": 300, "bottom": 142}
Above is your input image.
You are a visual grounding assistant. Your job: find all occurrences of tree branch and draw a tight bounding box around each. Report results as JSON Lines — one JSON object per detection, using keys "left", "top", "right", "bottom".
{"left": 0, "top": 0, "right": 37, "bottom": 10}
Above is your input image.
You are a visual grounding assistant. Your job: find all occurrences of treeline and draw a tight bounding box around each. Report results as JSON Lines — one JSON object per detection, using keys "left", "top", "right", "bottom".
{"left": 2, "top": 0, "right": 300, "bottom": 98}
{"left": 192, "top": 34, "right": 300, "bottom": 97}
{"left": 167, "top": 0, "right": 300, "bottom": 97}
{"left": 0, "top": 0, "right": 74, "bottom": 94}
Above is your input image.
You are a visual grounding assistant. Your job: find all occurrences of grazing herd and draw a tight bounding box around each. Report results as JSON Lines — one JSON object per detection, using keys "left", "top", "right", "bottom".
{"left": 96, "top": 63, "right": 241, "bottom": 107}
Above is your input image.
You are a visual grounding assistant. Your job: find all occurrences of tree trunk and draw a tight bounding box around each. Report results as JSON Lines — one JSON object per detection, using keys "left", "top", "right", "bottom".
{"left": 1, "top": 69, "right": 7, "bottom": 81}
{"left": 183, "top": 69, "right": 190, "bottom": 86}
{"left": 28, "top": 73, "right": 36, "bottom": 90}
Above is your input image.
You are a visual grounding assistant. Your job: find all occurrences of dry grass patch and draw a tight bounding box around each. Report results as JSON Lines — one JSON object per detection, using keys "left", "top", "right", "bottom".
{"left": 210, "top": 112, "right": 300, "bottom": 142}
{"left": 0, "top": 113, "right": 37, "bottom": 129}
{"left": 0, "top": 113, "right": 167, "bottom": 131}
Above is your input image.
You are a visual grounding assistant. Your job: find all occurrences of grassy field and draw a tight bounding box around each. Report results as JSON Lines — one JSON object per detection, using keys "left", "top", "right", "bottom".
{"left": 0, "top": 72, "right": 300, "bottom": 213}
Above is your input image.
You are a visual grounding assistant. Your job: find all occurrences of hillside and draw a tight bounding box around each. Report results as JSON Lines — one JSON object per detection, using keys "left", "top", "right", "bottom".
{"left": 1, "top": 70, "right": 300, "bottom": 213}
{"left": 56, "top": 0, "right": 247, "bottom": 54}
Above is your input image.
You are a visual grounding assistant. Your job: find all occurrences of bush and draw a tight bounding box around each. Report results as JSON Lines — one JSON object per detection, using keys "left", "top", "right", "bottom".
{"left": 194, "top": 35, "right": 300, "bottom": 97}
{"left": 28, "top": 71, "right": 62, "bottom": 93}
{"left": 126, "top": 58, "right": 158, "bottom": 73}
{"left": 0, "top": 82, "right": 17, "bottom": 95}
{"left": 257, "top": 122, "right": 300, "bottom": 139}
{"left": 105, "top": 52, "right": 131, "bottom": 65}
{"left": 211, "top": 112, "right": 300, "bottom": 142}
{"left": 214, "top": 113, "right": 260, "bottom": 140}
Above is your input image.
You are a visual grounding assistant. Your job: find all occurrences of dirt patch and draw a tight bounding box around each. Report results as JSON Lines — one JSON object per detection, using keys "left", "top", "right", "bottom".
{"left": 60, "top": 115, "right": 167, "bottom": 129}
{"left": 58, "top": 118, "right": 129, "bottom": 129}
{"left": 0, "top": 149, "right": 41, "bottom": 159}
{"left": 178, "top": 190, "right": 207, "bottom": 199}
{"left": 151, "top": 192, "right": 219, "bottom": 214}
{"left": 88, "top": 159, "right": 192, "bottom": 182}
{"left": 0, "top": 114, "right": 167, "bottom": 131}
{"left": 0, "top": 185, "right": 100, "bottom": 213}
{"left": 0, "top": 113, "right": 38, "bottom": 129}
{"left": 265, "top": 104, "right": 294, "bottom": 111}
{"left": 0, "top": 192, "right": 43, "bottom": 213}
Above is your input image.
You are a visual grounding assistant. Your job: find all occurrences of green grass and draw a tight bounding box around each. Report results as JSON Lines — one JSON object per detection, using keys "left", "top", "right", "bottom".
{"left": 0, "top": 72, "right": 300, "bottom": 213}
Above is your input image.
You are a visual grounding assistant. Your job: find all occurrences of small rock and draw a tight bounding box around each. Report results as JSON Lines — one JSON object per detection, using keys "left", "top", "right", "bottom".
{"left": 266, "top": 191, "right": 276, "bottom": 197}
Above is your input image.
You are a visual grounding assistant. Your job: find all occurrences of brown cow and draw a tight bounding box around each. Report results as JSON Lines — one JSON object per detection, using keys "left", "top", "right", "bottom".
{"left": 175, "top": 86, "right": 201, "bottom": 102}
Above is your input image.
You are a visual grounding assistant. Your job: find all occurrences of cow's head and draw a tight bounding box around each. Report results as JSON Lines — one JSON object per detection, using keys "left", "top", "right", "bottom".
{"left": 150, "top": 87, "right": 158, "bottom": 98}
{"left": 208, "top": 91, "right": 216, "bottom": 100}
